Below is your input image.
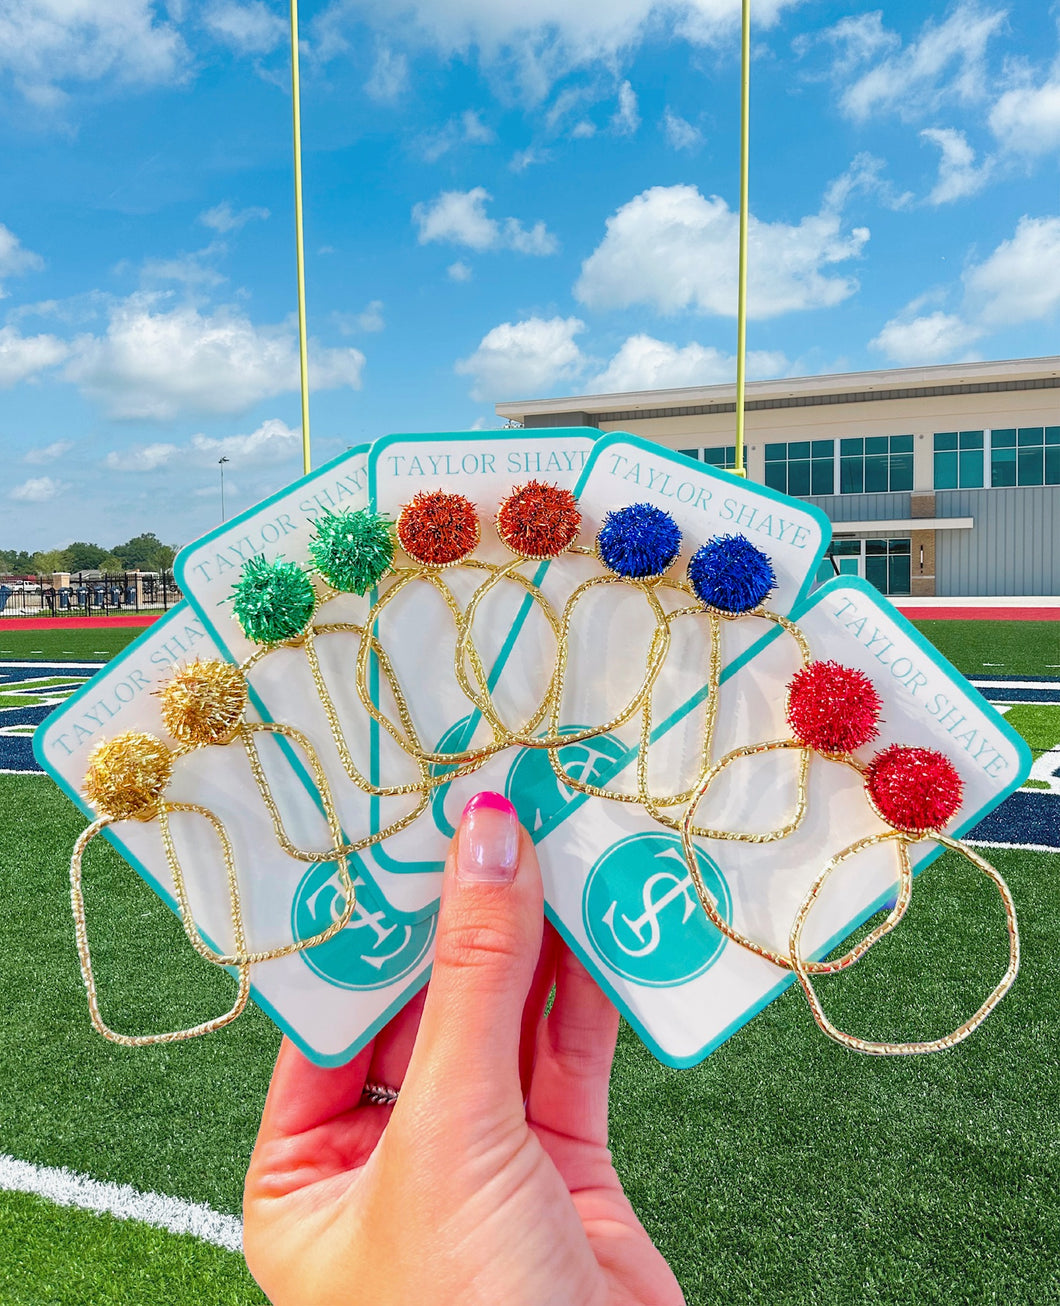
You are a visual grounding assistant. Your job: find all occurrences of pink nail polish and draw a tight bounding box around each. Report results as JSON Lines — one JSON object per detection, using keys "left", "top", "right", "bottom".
{"left": 458, "top": 792, "right": 519, "bottom": 882}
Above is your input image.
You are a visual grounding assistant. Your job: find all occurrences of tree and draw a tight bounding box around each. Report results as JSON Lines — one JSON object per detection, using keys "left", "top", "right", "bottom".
{"left": 111, "top": 532, "right": 176, "bottom": 572}
{"left": 94, "top": 554, "right": 125, "bottom": 573}
{"left": 32, "top": 549, "right": 69, "bottom": 575}
{"left": 0, "top": 549, "right": 37, "bottom": 576}
{"left": 65, "top": 541, "right": 107, "bottom": 571}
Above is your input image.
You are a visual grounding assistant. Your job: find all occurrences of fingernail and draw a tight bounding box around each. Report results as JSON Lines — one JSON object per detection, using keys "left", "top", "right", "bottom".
{"left": 458, "top": 792, "right": 519, "bottom": 883}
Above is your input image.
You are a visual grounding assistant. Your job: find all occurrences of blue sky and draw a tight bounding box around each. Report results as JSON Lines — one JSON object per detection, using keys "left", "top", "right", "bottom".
{"left": 2, "top": 0, "right": 1059, "bottom": 551}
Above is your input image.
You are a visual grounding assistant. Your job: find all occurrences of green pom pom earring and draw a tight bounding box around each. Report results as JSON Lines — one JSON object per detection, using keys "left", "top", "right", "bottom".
{"left": 309, "top": 507, "right": 395, "bottom": 594}
{"left": 231, "top": 555, "right": 316, "bottom": 645}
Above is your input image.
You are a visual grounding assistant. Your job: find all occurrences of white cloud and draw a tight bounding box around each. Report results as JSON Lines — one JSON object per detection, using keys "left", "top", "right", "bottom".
{"left": 139, "top": 243, "right": 227, "bottom": 289}
{"left": 0, "top": 324, "right": 69, "bottom": 386}
{"left": 870, "top": 310, "right": 983, "bottom": 365}
{"left": 203, "top": 1, "right": 286, "bottom": 55}
{"left": 826, "top": 3, "right": 1006, "bottom": 123}
{"left": 104, "top": 441, "right": 180, "bottom": 471}
{"left": 0, "top": 224, "right": 44, "bottom": 295}
{"left": 589, "top": 335, "right": 788, "bottom": 392}
{"left": 964, "top": 215, "right": 1060, "bottom": 327}
{"left": 419, "top": 109, "right": 496, "bottom": 161}
{"left": 24, "top": 440, "right": 73, "bottom": 464}
{"left": 662, "top": 108, "right": 702, "bottom": 150}
{"left": 461, "top": 109, "right": 495, "bottom": 144}
{"left": 355, "top": 300, "right": 385, "bottom": 332}
{"left": 455, "top": 316, "right": 585, "bottom": 402}
{"left": 990, "top": 77, "right": 1060, "bottom": 157}
{"left": 9, "top": 475, "right": 68, "bottom": 503}
{"left": 920, "top": 128, "right": 992, "bottom": 204}
{"left": 794, "top": 12, "right": 899, "bottom": 79}
{"left": 570, "top": 119, "right": 596, "bottom": 138}
{"left": 823, "top": 151, "right": 911, "bottom": 213}
{"left": 62, "top": 293, "right": 365, "bottom": 419}
{"left": 509, "top": 146, "right": 549, "bottom": 171}
{"left": 0, "top": 0, "right": 188, "bottom": 107}
{"left": 611, "top": 80, "right": 640, "bottom": 134}
{"left": 413, "top": 188, "right": 558, "bottom": 255}
{"left": 189, "top": 418, "right": 301, "bottom": 463}
{"left": 103, "top": 419, "right": 302, "bottom": 473}
{"left": 414, "top": 188, "right": 495, "bottom": 250}
{"left": 511, "top": 146, "right": 550, "bottom": 171}
{"left": 873, "top": 212, "right": 1060, "bottom": 363}
{"left": 199, "top": 201, "right": 271, "bottom": 233}
{"left": 365, "top": 43, "right": 408, "bottom": 100}
{"left": 447, "top": 260, "right": 473, "bottom": 282}
{"left": 575, "top": 182, "right": 869, "bottom": 319}
{"left": 312, "top": 0, "right": 799, "bottom": 99}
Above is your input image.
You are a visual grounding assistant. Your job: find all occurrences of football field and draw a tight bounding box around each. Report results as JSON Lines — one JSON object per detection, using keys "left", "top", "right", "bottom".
{"left": 1, "top": 621, "right": 1058, "bottom": 1304}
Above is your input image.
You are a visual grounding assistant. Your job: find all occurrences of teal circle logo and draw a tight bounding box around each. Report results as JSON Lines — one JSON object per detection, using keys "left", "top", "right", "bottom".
{"left": 505, "top": 727, "right": 628, "bottom": 838}
{"left": 292, "top": 865, "right": 435, "bottom": 991}
{"left": 582, "top": 832, "right": 731, "bottom": 987}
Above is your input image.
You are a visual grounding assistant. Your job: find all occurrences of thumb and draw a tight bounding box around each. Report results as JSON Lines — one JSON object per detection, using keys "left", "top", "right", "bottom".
{"left": 402, "top": 792, "right": 543, "bottom": 1115}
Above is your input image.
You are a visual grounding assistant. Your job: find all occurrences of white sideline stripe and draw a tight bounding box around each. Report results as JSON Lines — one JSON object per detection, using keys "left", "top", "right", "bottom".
{"left": 0, "top": 661, "right": 104, "bottom": 670}
{"left": 967, "top": 838, "right": 1060, "bottom": 855}
{"left": 971, "top": 684, "right": 1060, "bottom": 694}
{"left": 0, "top": 1153, "right": 243, "bottom": 1253}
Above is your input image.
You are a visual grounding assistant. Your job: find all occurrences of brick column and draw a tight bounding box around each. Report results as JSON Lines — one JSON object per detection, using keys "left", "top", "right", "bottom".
{"left": 910, "top": 493, "right": 936, "bottom": 597}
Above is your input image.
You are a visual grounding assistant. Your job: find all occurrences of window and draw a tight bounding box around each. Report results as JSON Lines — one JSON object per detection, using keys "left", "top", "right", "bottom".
{"left": 678, "top": 445, "right": 738, "bottom": 469}
{"left": 990, "top": 427, "right": 1060, "bottom": 487}
{"left": 934, "top": 431, "right": 984, "bottom": 489}
{"left": 839, "top": 435, "right": 913, "bottom": 494}
{"left": 865, "top": 538, "right": 911, "bottom": 596}
{"left": 812, "top": 538, "right": 910, "bottom": 595}
{"left": 763, "top": 440, "right": 834, "bottom": 496}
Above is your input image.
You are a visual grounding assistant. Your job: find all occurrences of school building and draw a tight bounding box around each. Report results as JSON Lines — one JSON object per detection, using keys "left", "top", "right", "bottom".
{"left": 495, "top": 355, "right": 1060, "bottom": 598}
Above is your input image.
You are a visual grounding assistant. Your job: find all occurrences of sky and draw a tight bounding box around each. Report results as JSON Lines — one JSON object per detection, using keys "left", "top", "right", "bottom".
{"left": 2, "top": 0, "right": 1060, "bottom": 551}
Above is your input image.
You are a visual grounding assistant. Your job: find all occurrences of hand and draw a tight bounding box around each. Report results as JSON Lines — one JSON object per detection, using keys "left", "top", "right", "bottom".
{"left": 243, "top": 792, "right": 686, "bottom": 1305}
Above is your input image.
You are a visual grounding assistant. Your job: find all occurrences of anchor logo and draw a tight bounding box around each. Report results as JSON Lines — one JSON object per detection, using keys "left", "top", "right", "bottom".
{"left": 293, "top": 864, "right": 435, "bottom": 991}
{"left": 582, "top": 833, "right": 731, "bottom": 988}
{"left": 601, "top": 847, "right": 698, "bottom": 958}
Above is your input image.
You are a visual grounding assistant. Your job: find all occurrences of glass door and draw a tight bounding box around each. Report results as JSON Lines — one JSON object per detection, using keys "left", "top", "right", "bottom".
{"left": 815, "top": 538, "right": 910, "bottom": 594}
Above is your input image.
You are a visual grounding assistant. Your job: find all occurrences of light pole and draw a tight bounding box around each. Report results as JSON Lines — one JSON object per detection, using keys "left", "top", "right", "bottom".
{"left": 219, "top": 456, "right": 230, "bottom": 521}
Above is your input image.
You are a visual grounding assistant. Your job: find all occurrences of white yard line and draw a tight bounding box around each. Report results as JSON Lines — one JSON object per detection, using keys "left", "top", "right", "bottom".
{"left": 0, "top": 662, "right": 105, "bottom": 670}
{"left": 0, "top": 1153, "right": 243, "bottom": 1253}
{"left": 967, "top": 838, "right": 1060, "bottom": 855}
{"left": 969, "top": 678, "right": 1060, "bottom": 690}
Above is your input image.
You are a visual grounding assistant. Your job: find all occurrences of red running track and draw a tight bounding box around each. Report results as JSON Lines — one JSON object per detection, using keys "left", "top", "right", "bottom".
{"left": 3, "top": 608, "right": 1057, "bottom": 630}
{"left": 1, "top": 615, "right": 161, "bottom": 630}
{"left": 895, "top": 606, "right": 1060, "bottom": 620}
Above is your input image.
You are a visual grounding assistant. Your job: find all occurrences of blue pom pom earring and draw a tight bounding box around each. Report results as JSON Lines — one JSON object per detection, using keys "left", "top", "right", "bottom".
{"left": 597, "top": 503, "right": 682, "bottom": 580}
{"left": 687, "top": 534, "right": 776, "bottom": 614}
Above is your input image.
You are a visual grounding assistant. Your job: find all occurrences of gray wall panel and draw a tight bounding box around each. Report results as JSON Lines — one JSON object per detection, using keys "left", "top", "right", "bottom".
{"left": 936, "top": 487, "right": 1060, "bottom": 595}
{"left": 804, "top": 492, "right": 911, "bottom": 523}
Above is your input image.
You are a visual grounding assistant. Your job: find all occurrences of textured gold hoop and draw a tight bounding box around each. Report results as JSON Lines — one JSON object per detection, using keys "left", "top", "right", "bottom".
{"left": 69, "top": 817, "right": 251, "bottom": 1046}
{"left": 788, "top": 832, "right": 1019, "bottom": 1055}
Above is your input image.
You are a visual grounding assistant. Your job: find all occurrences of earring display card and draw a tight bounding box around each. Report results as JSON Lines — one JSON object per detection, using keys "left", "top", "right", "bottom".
{"left": 503, "top": 431, "right": 831, "bottom": 821}
{"left": 41, "top": 434, "right": 1029, "bottom": 1073}
{"left": 360, "top": 429, "right": 599, "bottom": 883}
{"left": 33, "top": 603, "right": 435, "bottom": 1067}
{"left": 529, "top": 576, "right": 1029, "bottom": 1067}
{"left": 175, "top": 444, "right": 439, "bottom": 919}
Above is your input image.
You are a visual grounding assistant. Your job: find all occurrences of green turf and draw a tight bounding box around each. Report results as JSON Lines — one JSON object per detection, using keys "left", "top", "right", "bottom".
{"left": 0, "top": 778, "right": 279, "bottom": 1217}
{"left": 3, "top": 767, "right": 1058, "bottom": 1302}
{"left": 0, "top": 1191, "right": 265, "bottom": 1305}
{"left": 0, "top": 626, "right": 149, "bottom": 662}
{"left": 609, "top": 844, "right": 1060, "bottom": 1304}
{"left": 3, "top": 618, "right": 1058, "bottom": 1303}
{"left": 909, "top": 618, "right": 1060, "bottom": 677}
